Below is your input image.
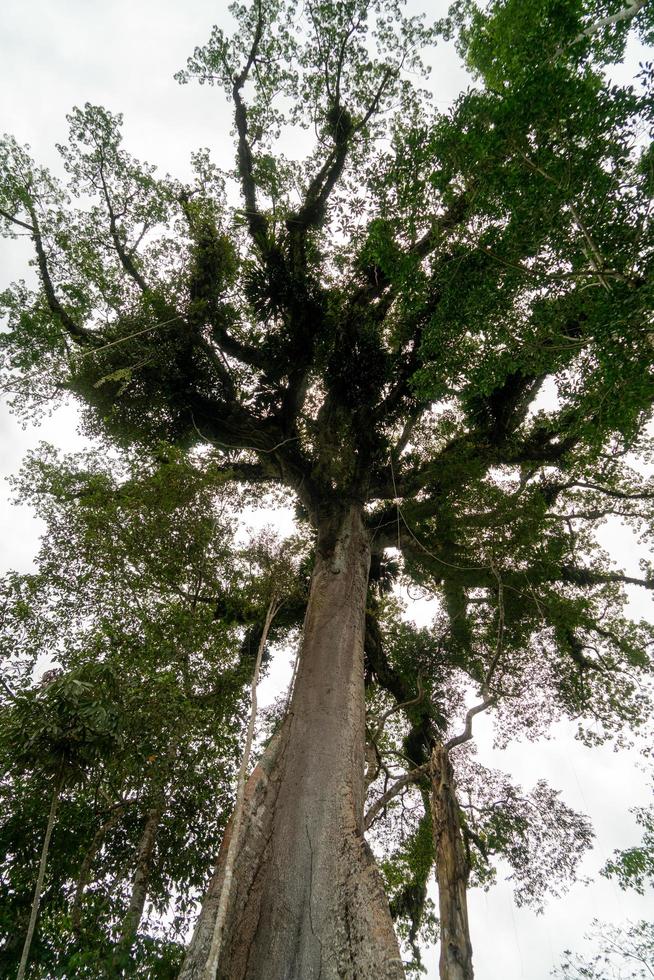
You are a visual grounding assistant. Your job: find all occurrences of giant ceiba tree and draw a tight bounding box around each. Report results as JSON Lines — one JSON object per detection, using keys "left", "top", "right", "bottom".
{"left": 1, "top": 0, "right": 654, "bottom": 976}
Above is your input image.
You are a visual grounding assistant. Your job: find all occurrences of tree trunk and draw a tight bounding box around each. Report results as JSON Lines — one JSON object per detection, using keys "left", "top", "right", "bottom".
{"left": 121, "top": 805, "right": 161, "bottom": 942}
{"left": 180, "top": 503, "right": 404, "bottom": 980}
{"left": 431, "top": 745, "right": 474, "bottom": 980}
{"left": 16, "top": 769, "right": 63, "bottom": 980}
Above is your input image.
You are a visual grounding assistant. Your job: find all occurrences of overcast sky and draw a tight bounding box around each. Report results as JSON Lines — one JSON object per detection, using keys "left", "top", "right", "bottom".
{"left": 1, "top": 2, "right": 653, "bottom": 978}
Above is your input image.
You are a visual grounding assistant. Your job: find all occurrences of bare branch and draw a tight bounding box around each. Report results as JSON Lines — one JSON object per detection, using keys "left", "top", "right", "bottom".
{"left": 0, "top": 206, "right": 34, "bottom": 232}
{"left": 0, "top": 675, "right": 18, "bottom": 703}
{"left": 444, "top": 696, "right": 496, "bottom": 753}
{"left": 574, "top": 0, "right": 647, "bottom": 44}
{"left": 364, "top": 762, "right": 429, "bottom": 832}
{"left": 352, "top": 64, "right": 399, "bottom": 136}
{"left": 370, "top": 676, "right": 425, "bottom": 739}
{"left": 557, "top": 479, "right": 654, "bottom": 501}
{"left": 306, "top": 2, "right": 334, "bottom": 102}
{"left": 292, "top": 56, "right": 399, "bottom": 233}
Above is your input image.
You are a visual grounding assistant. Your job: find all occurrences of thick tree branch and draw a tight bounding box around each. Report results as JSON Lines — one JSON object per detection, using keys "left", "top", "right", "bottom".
{"left": 232, "top": 0, "right": 268, "bottom": 248}
{"left": 364, "top": 763, "right": 429, "bottom": 832}
{"left": 111, "top": 224, "right": 149, "bottom": 293}
{"left": 573, "top": 0, "right": 647, "bottom": 45}
{"left": 410, "top": 191, "right": 472, "bottom": 261}
{"left": 208, "top": 318, "right": 268, "bottom": 370}
{"left": 97, "top": 157, "right": 150, "bottom": 293}
{"left": 349, "top": 192, "right": 470, "bottom": 314}
{"left": 370, "top": 677, "right": 425, "bottom": 741}
{"left": 24, "top": 203, "right": 96, "bottom": 344}
{"left": 555, "top": 480, "right": 654, "bottom": 501}
{"left": 16, "top": 768, "right": 63, "bottom": 980}
{"left": 560, "top": 566, "right": 654, "bottom": 591}
{"left": 0, "top": 206, "right": 34, "bottom": 233}
{"left": 444, "top": 696, "right": 496, "bottom": 752}
{"left": 211, "top": 460, "right": 278, "bottom": 484}
{"left": 364, "top": 610, "right": 446, "bottom": 769}
{"left": 177, "top": 192, "right": 268, "bottom": 372}
{"left": 291, "top": 141, "right": 350, "bottom": 232}
{"left": 192, "top": 334, "right": 238, "bottom": 399}
{"left": 118, "top": 802, "right": 163, "bottom": 948}
{"left": 292, "top": 63, "right": 398, "bottom": 234}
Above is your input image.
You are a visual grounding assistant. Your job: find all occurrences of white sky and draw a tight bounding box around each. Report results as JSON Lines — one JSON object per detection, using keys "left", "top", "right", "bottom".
{"left": 1, "top": 2, "right": 652, "bottom": 978}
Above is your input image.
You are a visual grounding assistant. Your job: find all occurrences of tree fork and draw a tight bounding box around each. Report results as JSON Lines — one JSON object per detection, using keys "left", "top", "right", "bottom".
{"left": 180, "top": 503, "right": 404, "bottom": 979}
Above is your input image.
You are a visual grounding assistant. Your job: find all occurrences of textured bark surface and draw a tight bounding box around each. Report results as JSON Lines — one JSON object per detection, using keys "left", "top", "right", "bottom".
{"left": 431, "top": 745, "right": 474, "bottom": 980}
{"left": 180, "top": 504, "right": 404, "bottom": 980}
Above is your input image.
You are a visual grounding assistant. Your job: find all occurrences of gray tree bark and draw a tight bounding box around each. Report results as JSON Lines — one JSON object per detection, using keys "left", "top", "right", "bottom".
{"left": 431, "top": 745, "right": 474, "bottom": 980}
{"left": 179, "top": 503, "right": 404, "bottom": 980}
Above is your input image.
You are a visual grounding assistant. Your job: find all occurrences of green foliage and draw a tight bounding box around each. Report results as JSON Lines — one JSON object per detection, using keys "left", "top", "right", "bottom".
{"left": 0, "top": 443, "right": 308, "bottom": 976}
{"left": 381, "top": 814, "right": 438, "bottom": 975}
{"left": 602, "top": 798, "right": 654, "bottom": 895}
{"left": 1, "top": 0, "right": 654, "bottom": 972}
{"left": 2, "top": 663, "right": 123, "bottom": 780}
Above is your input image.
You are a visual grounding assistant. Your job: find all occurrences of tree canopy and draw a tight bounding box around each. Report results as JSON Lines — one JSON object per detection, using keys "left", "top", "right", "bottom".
{"left": 1, "top": 0, "right": 654, "bottom": 976}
